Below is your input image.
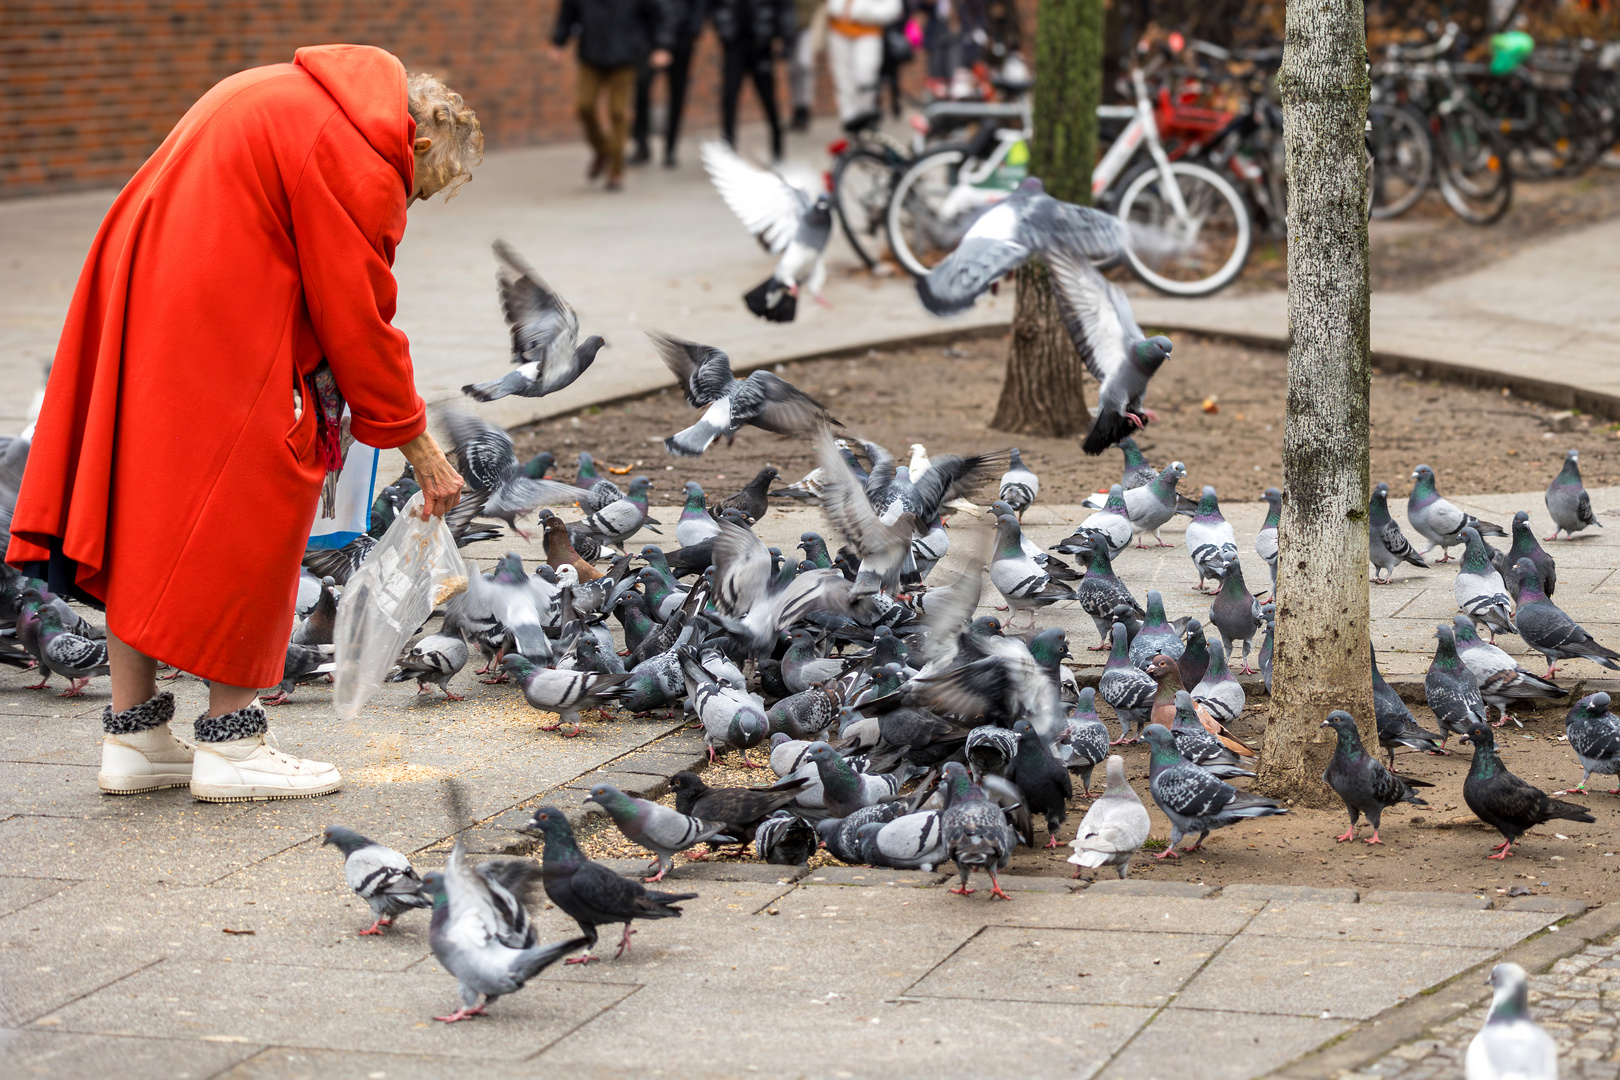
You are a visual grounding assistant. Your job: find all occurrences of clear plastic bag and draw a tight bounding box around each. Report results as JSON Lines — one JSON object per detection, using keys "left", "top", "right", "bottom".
{"left": 332, "top": 492, "right": 467, "bottom": 719}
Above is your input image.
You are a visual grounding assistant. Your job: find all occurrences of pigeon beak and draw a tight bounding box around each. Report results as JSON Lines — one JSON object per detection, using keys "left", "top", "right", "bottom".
{"left": 1318, "top": 719, "right": 1332, "bottom": 729}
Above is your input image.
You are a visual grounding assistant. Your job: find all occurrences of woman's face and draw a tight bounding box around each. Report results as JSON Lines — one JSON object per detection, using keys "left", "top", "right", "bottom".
{"left": 410, "top": 135, "right": 436, "bottom": 203}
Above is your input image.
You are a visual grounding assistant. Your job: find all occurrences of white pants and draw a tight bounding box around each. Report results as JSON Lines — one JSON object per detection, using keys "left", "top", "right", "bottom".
{"left": 790, "top": 29, "right": 816, "bottom": 109}
{"left": 828, "top": 30, "right": 883, "bottom": 122}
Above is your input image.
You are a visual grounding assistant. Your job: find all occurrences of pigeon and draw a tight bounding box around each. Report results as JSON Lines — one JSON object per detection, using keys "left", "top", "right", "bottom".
{"left": 989, "top": 514, "right": 1076, "bottom": 627}
{"left": 1455, "top": 527, "right": 1517, "bottom": 642}
{"left": 1124, "top": 462, "right": 1186, "bottom": 547}
{"left": 386, "top": 626, "right": 470, "bottom": 701}
{"left": 574, "top": 452, "right": 624, "bottom": 514}
{"left": 421, "top": 843, "right": 588, "bottom": 1023}
{"left": 443, "top": 411, "right": 591, "bottom": 540}
{"left": 1258, "top": 604, "right": 1274, "bottom": 693}
{"left": 1056, "top": 484, "right": 1132, "bottom": 558}
{"left": 857, "top": 812, "right": 949, "bottom": 871}
{"left": 1191, "top": 635, "right": 1246, "bottom": 726}
{"left": 939, "top": 761, "right": 1018, "bottom": 900}
{"left": 321, "top": 825, "right": 431, "bottom": 935}
{"left": 1100, "top": 623, "right": 1156, "bottom": 745}
{"left": 31, "top": 604, "right": 110, "bottom": 696}
{"left": 997, "top": 449, "right": 1039, "bottom": 518}
{"left": 1255, "top": 487, "right": 1281, "bottom": 593}
{"left": 1208, "top": 557, "right": 1264, "bottom": 675}
{"left": 1545, "top": 448, "right": 1600, "bottom": 539}
{"left": 503, "top": 655, "right": 629, "bottom": 737}
{"left": 1319, "top": 711, "right": 1430, "bottom": 845}
{"left": 1067, "top": 755, "right": 1151, "bottom": 879}
{"left": 755, "top": 811, "right": 819, "bottom": 865}
{"left": 1407, "top": 464, "right": 1505, "bottom": 561}
{"left": 1427, "top": 623, "right": 1489, "bottom": 746}
{"left": 811, "top": 429, "right": 918, "bottom": 600}
{"left": 577, "top": 476, "right": 659, "bottom": 547}
{"left": 1141, "top": 724, "right": 1287, "bottom": 858}
{"left": 669, "top": 771, "right": 813, "bottom": 853}
{"left": 804, "top": 743, "right": 903, "bottom": 818}
{"left": 263, "top": 641, "right": 335, "bottom": 706}
{"left": 1178, "top": 619, "right": 1210, "bottom": 691}
{"left": 1495, "top": 511, "right": 1557, "bottom": 602}
{"left": 702, "top": 139, "right": 831, "bottom": 322}
{"left": 767, "top": 683, "right": 842, "bottom": 739}
{"left": 1510, "top": 558, "right": 1620, "bottom": 678}
{"left": 709, "top": 518, "right": 853, "bottom": 654}
{"left": 585, "top": 783, "right": 735, "bottom": 882}
{"left": 650, "top": 331, "right": 838, "bottom": 456}
{"left": 291, "top": 575, "right": 338, "bottom": 646}
{"left": 1075, "top": 538, "right": 1143, "bottom": 650}
{"left": 1063, "top": 688, "right": 1111, "bottom": 796}
{"left": 1462, "top": 721, "right": 1593, "bottom": 858}
{"left": 1558, "top": 692, "right": 1620, "bottom": 796}
{"left": 1165, "top": 690, "right": 1254, "bottom": 778}
{"left": 679, "top": 649, "right": 770, "bottom": 765}
{"left": 461, "top": 240, "right": 605, "bottom": 401}
{"left": 1452, "top": 615, "right": 1565, "bottom": 726}
{"left": 526, "top": 806, "right": 697, "bottom": 963}
{"left": 1368, "top": 480, "right": 1428, "bottom": 583}
{"left": 717, "top": 466, "right": 780, "bottom": 523}
{"left": 1010, "top": 718, "right": 1072, "bottom": 847}
{"left": 1115, "top": 437, "right": 1160, "bottom": 491}
{"left": 1467, "top": 963, "right": 1558, "bottom": 1080}
{"left": 1129, "top": 590, "right": 1185, "bottom": 668}
{"left": 1184, "top": 486, "right": 1238, "bottom": 594}
{"left": 675, "top": 482, "right": 721, "bottom": 548}
{"left": 1373, "top": 645, "right": 1446, "bottom": 767}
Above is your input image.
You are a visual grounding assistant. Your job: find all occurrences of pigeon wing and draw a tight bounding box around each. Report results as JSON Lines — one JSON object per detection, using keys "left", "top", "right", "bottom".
{"left": 443, "top": 410, "right": 520, "bottom": 490}
{"left": 733, "top": 371, "right": 838, "bottom": 437}
{"left": 1045, "top": 248, "right": 1139, "bottom": 384}
{"left": 710, "top": 518, "right": 773, "bottom": 615}
{"left": 915, "top": 201, "right": 1033, "bottom": 315}
{"left": 492, "top": 240, "right": 579, "bottom": 372}
{"left": 647, "top": 330, "right": 735, "bottom": 408}
{"left": 701, "top": 140, "right": 810, "bottom": 254}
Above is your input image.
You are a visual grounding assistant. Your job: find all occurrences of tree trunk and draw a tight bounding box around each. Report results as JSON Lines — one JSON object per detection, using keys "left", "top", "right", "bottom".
{"left": 991, "top": 0, "right": 1103, "bottom": 438}
{"left": 1256, "top": 0, "right": 1374, "bottom": 806}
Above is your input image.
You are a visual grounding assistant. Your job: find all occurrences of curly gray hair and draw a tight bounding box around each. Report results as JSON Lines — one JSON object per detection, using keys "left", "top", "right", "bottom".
{"left": 406, "top": 73, "right": 483, "bottom": 201}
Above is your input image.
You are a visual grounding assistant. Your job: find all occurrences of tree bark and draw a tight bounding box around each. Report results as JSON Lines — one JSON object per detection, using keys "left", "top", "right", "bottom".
{"left": 991, "top": 0, "right": 1103, "bottom": 438}
{"left": 1256, "top": 0, "right": 1374, "bottom": 806}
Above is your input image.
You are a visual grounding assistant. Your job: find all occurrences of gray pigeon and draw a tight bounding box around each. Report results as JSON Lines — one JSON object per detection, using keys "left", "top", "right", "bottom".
{"left": 443, "top": 411, "right": 591, "bottom": 540}
{"left": 321, "top": 825, "right": 431, "bottom": 935}
{"left": 1124, "top": 462, "right": 1186, "bottom": 547}
{"left": 1455, "top": 527, "right": 1516, "bottom": 642}
{"left": 939, "top": 761, "right": 1018, "bottom": 900}
{"left": 998, "top": 449, "right": 1039, "bottom": 517}
{"left": 702, "top": 140, "right": 831, "bottom": 322}
{"left": 1510, "top": 558, "right": 1620, "bottom": 678}
{"left": 1426, "top": 624, "right": 1489, "bottom": 746}
{"left": 585, "top": 783, "right": 735, "bottom": 883}
{"left": 678, "top": 649, "right": 769, "bottom": 765}
{"left": 1467, "top": 963, "right": 1557, "bottom": 1080}
{"left": 1559, "top": 692, "right": 1620, "bottom": 796}
{"left": 989, "top": 514, "right": 1077, "bottom": 626}
{"left": 578, "top": 476, "right": 659, "bottom": 547}
{"left": 1056, "top": 483, "right": 1132, "bottom": 558}
{"left": 504, "top": 655, "right": 629, "bottom": 737}
{"left": 29, "top": 604, "right": 110, "bottom": 696}
{"left": 1067, "top": 755, "right": 1150, "bottom": 879}
{"left": 650, "top": 331, "right": 838, "bottom": 457}
{"left": 1100, "top": 623, "right": 1156, "bottom": 745}
{"left": 1319, "top": 712, "right": 1430, "bottom": 845}
{"left": 574, "top": 453, "right": 624, "bottom": 515}
{"left": 1184, "top": 486, "right": 1238, "bottom": 594}
{"left": 264, "top": 641, "right": 335, "bottom": 706}
{"left": 1407, "top": 464, "right": 1505, "bottom": 561}
{"left": 755, "top": 810, "right": 819, "bottom": 865}
{"left": 1129, "top": 590, "right": 1185, "bottom": 668}
{"left": 1373, "top": 643, "right": 1445, "bottom": 767}
{"left": 1545, "top": 449, "right": 1600, "bottom": 540}
{"left": 1369, "top": 481, "right": 1427, "bottom": 583}
{"left": 1452, "top": 615, "right": 1565, "bottom": 726}
{"left": 1142, "top": 724, "right": 1287, "bottom": 858}
{"left": 462, "top": 240, "right": 605, "bottom": 401}
{"left": 421, "top": 841, "right": 588, "bottom": 1023}
{"left": 387, "top": 626, "right": 469, "bottom": 700}
{"left": 675, "top": 482, "right": 721, "bottom": 548}
{"left": 1191, "top": 637, "right": 1246, "bottom": 725}
{"left": 857, "top": 811, "right": 948, "bottom": 871}
{"left": 291, "top": 575, "right": 337, "bottom": 646}
{"left": 1208, "top": 557, "right": 1264, "bottom": 674}
{"left": 1168, "top": 691, "right": 1254, "bottom": 780}
{"left": 1076, "top": 538, "right": 1143, "bottom": 650}
{"left": 1061, "top": 688, "right": 1111, "bottom": 796}
{"left": 1494, "top": 511, "right": 1557, "bottom": 601}
{"left": 1255, "top": 487, "right": 1281, "bottom": 593}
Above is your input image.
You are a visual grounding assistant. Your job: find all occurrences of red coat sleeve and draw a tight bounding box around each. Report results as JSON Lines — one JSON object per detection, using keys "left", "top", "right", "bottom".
{"left": 290, "top": 116, "right": 427, "bottom": 449}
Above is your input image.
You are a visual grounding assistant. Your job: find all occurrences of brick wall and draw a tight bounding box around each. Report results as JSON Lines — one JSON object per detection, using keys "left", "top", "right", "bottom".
{"left": 3, "top": 0, "right": 898, "bottom": 198}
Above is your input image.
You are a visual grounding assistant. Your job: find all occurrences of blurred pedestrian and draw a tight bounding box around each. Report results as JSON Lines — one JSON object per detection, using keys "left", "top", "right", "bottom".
{"left": 826, "top": 0, "right": 903, "bottom": 128}
{"left": 631, "top": 0, "right": 705, "bottom": 167}
{"left": 553, "top": 0, "right": 674, "bottom": 190}
{"left": 787, "top": 0, "right": 825, "bottom": 132}
{"left": 714, "top": 0, "right": 794, "bottom": 161}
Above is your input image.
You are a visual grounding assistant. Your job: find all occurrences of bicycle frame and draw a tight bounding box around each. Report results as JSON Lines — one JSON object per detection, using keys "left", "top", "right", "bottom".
{"left": 1092, "top": 71, "right": 1194, "bottom": 220}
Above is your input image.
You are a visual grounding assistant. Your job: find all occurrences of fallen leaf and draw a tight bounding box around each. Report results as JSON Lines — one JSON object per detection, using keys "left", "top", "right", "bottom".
{"left": 607, "top": 465, "right": 633, "bottom": 475}
{"left": 221, "top": 928, "right": 255, "bottom": 936}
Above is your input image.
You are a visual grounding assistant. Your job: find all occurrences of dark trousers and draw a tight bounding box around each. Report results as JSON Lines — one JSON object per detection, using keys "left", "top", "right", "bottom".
{"left": 632, "top": 40, "right": 694, "bottom": 162}
{"left": 721, "top": 39, "right": 783, "bottom": 161}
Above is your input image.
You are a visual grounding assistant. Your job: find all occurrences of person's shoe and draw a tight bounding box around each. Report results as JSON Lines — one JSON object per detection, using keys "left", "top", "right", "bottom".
{"left": 663, "top": 151, "right": 679, "bottom": 168}
{"left": 189, "top": 704, "right": 341, "bottom": 802}
{"left": 789, "top": 105, "right": 810, "bottom": 132}
{"left": 587, "top": 153, "right": 607, "bottom": 180}
{"left": 627, "top": 145, "right": 651, "bottom": 166}
{"left": 99, "top": 692, "right": 193, "bottom": 794}
{"left": 604, "top": 173, "right": 624, "bottom": 192}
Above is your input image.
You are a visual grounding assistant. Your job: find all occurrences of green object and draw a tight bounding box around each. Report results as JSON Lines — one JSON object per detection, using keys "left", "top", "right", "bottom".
{"left": 1490, "top": 30, "right": 1535, "bottom": 76}
{"left": 980, "top": 139, "right": 1030, "bottom": 190}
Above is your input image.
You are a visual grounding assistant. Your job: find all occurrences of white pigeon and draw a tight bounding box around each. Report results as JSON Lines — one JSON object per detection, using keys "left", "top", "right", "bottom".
{"left": 1067, "top": 756, "right": 1151, "bottom": 879}
{"left": 1466, "top": 962, "right": 1558, "bottom": 1080}
{"left": 701, "top": 140, "right": 831, "bottom": 323}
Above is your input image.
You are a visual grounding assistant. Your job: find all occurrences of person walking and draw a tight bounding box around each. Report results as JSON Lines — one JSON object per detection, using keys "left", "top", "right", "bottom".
{"left": 787, "top": 0, "right": 824, "bottom": 132}
{"left": 7, "top": 46, "right": 478, "bottom": 802}
{"left": 825, "top": 0, "right": 902, "bottom": 128}
{"left": 631, "top": 0, "right": 706, "bottom": 167}
{"left": 713, "top": 0, "right": 794, "bottom": 161}
{"left": 554, "top": 0, "right": 674, "bottom": 189}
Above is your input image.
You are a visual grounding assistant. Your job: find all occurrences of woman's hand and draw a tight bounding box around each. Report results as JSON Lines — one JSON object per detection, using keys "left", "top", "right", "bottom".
{"left": 398, "top": 432, "right": 464, "bottom": 518}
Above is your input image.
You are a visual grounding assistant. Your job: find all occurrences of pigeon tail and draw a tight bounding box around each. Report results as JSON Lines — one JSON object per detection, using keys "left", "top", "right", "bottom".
{"left": 666, "top": 419, "right": 724, "bottom": 458}
{"left": 744, "top": 277, "right": 798, "bottom": 323}
{"left": 1082, "top": 405, "right": 1146, "bottom": 457}
{"left": 462, "top": 370, "right": 532, "bottom": 402}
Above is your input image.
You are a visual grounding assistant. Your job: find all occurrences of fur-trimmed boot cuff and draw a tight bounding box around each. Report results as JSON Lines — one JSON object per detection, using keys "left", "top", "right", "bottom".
{"left": 101, "top": 692, "right": 176, "bottom": 735}
{"left": 193, "top": 705, "right": 269, "bottom": 743}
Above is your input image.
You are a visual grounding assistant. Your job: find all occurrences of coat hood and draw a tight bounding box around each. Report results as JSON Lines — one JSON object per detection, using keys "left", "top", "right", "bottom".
{"left": 293, "top": 45, "right": 415, "bottom": 194}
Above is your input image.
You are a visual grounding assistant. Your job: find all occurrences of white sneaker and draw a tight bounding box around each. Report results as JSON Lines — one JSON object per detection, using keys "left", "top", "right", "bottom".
{"left": 191, "top": 734, "right": 342, "bottom": 802}
{"left": 99, "top": 725, "right": 195, "bottom": 794}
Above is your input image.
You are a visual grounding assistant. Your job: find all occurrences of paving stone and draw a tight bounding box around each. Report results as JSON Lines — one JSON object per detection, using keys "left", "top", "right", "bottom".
{"left": 1246, "top": 900, "right": 1558, "bottom": 949}
{"left": 1221, "top": 882, "right": 1359, "bottom": 904}
{"left": 216, "top": 1047, "right": 539, "bottom": 1080}
{"left": 606, "top": 748, "right": 710, "bottom": 776}
{"left": 561, "top": 769, "right": 671, "bottom": 798}
{"left": 0, "top": 874, "right": 79, "bottom": 918}
{"left": 1097, "top": 1007, "right": 1354, "bottom": 1080}
{"left": 1496, "top": 895, "right": 1590, "bottom": 915}
{"left": 1361, "top": 889, "right": 1493, "bottom": 909}
{"left": 978, "top": 873, "right": 1083, "bottom": 893}
{"left": 1045, "top": 895, "right": 1265, "bottom": 936}
{"left": 801, "top": 867, "right": 948, "bottom": 887}
{"left": 1, "top": 1029, "right": 261, "bottom": 1080}
{"left": 1084, "top": 878, "right": 1215, "bottom": 898}
{"left": 0, "top": 815, "right": 315, "bottom": 888}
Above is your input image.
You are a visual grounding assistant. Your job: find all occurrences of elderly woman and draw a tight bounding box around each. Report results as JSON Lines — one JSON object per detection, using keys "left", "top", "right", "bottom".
{"left": 7, "top": 45, "right": 477, "bottom": 802}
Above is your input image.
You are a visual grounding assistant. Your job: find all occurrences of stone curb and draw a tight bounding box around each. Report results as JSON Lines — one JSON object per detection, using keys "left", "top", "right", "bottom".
{"left": 1271, "top": 902, "right": 1618, "bottom": 1079}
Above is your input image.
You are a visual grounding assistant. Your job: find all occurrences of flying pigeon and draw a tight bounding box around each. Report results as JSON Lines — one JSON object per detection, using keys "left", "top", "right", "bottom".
{"left": 701, "top": 140, "right": 831, "bottom": 322}
{"left": 650, "top": 331, "right": 839, "bottom": 456}
{"left": 1319, "top": 712, "right": 1430, "bottom": 845}
{"left": 997, "top": 449, "right": 1039, "bottom": 518}
{"left": 1407, "top": 464, "right": 1506, "bottom": 561}
{"left": 1255, "top": 487, "right": 1281, "bottom": 593}
{"left": 1467, "top": 963, "right": 1557, "bottom": 1080}
{"left": 1142, "top": 724, "right": 1286, "bottom": 858}
{"left": 1124, "top": 462, "right": 1186, "bottom": 547}
{"left": 708, "top": 518, "right": 853, "bottom": 654}
{"left": 1510, "top": 558, "right": 1620, "bottom": 678}
{"left": 462, "top": 240, "right": 605, "bottom": 401}
{"left": 1545, "top": 448, "right": 1600, "bottom": 539}
{"left": 1067, "top": 754, "right": 1150, "bottom": 879}
{"left": 1185, "top": 486, "right": 1238, "bottom": 594}
{"left": 1558, "top": 692, "right": 1620, "bottom": 796}
{"left": 1462, "top": 721, "right": 1593, "bottom": 859}
{"left": 321, "top": 825, "right": 431, "bottom": 936}
{"left": 1494, "top": 510, "right": 1557, "bottom": 602}
{"left": 526, "top": 806, "right": 697, "bottom": 963}
{"left": 1369, "top": 481, "right": 1428, "bottom": 583}
{"left": 503, "top": 655, "right": 629, "bottom": 737}
{"left": 443, "top": 411, "right": 591, "bottom": 540}
{"left": 1451, "top": 615, "right": 1565, "bottom": 726}
{"left": 585, "top": 783, "right": 735, "bottom": 882}
{"left": 939, "top": 761, "right": 1018, "bottom": 900}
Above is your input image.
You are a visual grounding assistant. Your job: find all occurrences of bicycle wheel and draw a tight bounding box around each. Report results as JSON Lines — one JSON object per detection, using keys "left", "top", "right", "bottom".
{"left": 886, "top": 146, "right": 1005, "bottom": 278}
{"left": 1367, "top": 103, "right": 1433, "bottom": 219}
{"left": 832, "top": 146, "right": 899, "bottom": 269}
{"left": 1434, "top": 112, "right": 1513, "bottom": 225}
{"left": 1116, "top": 160, "right": 1253, "bottom": 297}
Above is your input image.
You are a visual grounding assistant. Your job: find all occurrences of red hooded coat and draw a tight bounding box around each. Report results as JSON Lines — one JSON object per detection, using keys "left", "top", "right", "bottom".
{"left": 7, "top": 45, "right": 429, "bottom": 689}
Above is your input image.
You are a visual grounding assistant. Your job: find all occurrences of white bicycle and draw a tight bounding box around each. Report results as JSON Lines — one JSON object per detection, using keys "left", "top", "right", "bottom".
{"left": 886, "top": 69, "right": 1252, "bottom": 296}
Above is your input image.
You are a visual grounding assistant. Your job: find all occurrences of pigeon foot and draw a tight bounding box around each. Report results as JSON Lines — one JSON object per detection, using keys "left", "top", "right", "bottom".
{"left": 558, "top": 724, "right": 583, "bottom": 738}
{"left": 1154, "top": 847, "right": 1181, "bottom": 860}
{"left": 441, "top": 689, "right": 467, "bottom": 702}
{"left": 1043, "top": 836, "right": 1061, "bottom": 849}
{"left": 358, "top": 917, "right": 392, "bottom": 936}
{"left": 565, "top": 954, "right": 600, "bottom": 965}
{"left": 58, "top": 678, "right": 92, "bottom": 697}
{"left": 1334, "top": 827, "right": 1356, "bottom": 843}
{"left": 614, "top": 926, "right": 636, "bottom": 958}
{"left": 1363, "top": 832, "right": 1384, "bottom": 845}
{"left": 948, "top": 885, "right": 976, "bottom": 896}
{"left": 987, "top": 882, "right": 1014, "bottom": 901}
{"left": 1486, "top": 846, "right": 1514, "bottom": 860}
{"left": 24, "top": 678, "right": 51, "bottom": 690}
{"left": 435, "top": 1005, "right": 488, "bottom": 1023}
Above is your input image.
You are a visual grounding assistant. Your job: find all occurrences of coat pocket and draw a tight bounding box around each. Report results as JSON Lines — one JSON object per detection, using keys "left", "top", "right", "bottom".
{"left": 285, "top": 370, "right": 318, "bottom": 463}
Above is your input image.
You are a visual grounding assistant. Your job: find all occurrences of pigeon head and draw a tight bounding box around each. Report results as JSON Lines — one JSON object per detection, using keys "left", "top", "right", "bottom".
{"left": 575, "top": 334, "right": 607, "bottom": 368}
{"left": 1016, "top": 176, "right": 1046, "bottom": 194}
{"left": 501, "top": 654, "right": 538, "bottom": 678}
{"left": 1144, "top": 654, "right": 1179, "bottom": 682}
{"left": 1195, "top": 486, "right": 1220, "bottom": 518}
{"left": 1567, "top": 692, "right": 1612, "bottom": 725}
{"left": 941, "top": 760, "right": 976, "bottom": 800}
{"left": 524, "top": 805, "right": 577, "bottom": 843}
{"left": 320, "top": 824, "right": 372, "bottom": 854}
{"left": 1409, "top": 464, "right": 1437, "bottom": 499}
{"left": 1172, "top": 690, "right": 1201, "bottom": 725}
{"left": 1318, "top": 710, "right": 1357, "bottom": 734}
{"left": 682, "top": 482, "right": 705, "bottom": 505}
{"left": 1118, "top": 438, "right": 1146, "bottom": 466}
{"left": 576, "top": 451, "right": 598, "bottom": 480}
{"left": 1566, "top": 450, "right": 1579, "bottom": 465}
{"left": 626, "top": 476, "right": 653, "bottom": 497}
{"left": 1140, "top": 724, "right": 1181, "bottom": 768}
{"left": 419, "top": 871, "right": 448, "bottom": 908}
{"left": 493, "top": 553, "right": 529, "bottom": 584}
{"left": 1485, "top": 963, "right": 1532, "bottom": 1022}
{"left": 1132, "top": 336, "right": 1173, "bottom": 372}
{"left": 1513, "top": 557, "right": 1548, "bottom": 601}
{"left": 969, "top": 615, "right": 1002, "bottom": 637}
{"left": 668, "top": 771, "right": 708, "bottom": 803}
{"left": 1461, "top": 722, "right": 1495, "bottom": 749}
{"left": 1028, "top": 627, "right": 1071, "bottom": 667}
{"left": 535, "top": 564, "right": 559, "bottom": 585}
{"left": 584, "top": 784, "right": 632, "bottom": 816}
{"left": 993, "top": 513, "right": 1023, "bottom": 554}
{"left": 521, "top": 451, "right": 555, "bottom": 479}
{"left": 1011, "top": 718, "right": 1039, "bottom": 742}
{"left": 807, "top": 194, "right": 833, "bottom": 225}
